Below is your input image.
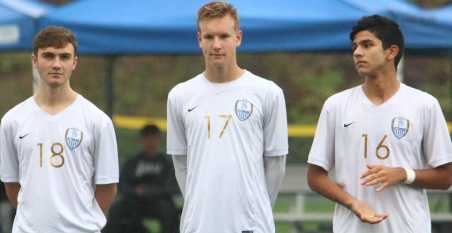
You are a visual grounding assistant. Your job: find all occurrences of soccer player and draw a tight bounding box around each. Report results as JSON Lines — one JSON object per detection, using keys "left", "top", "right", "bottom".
{"left": 307, "top": 15, "right": 452, "bottom": 233}
{"left": 0, "top": 26, "right": 119, "bottom": 233}
{"left": 166, "top": 2, "right": 288, "bottom": 233}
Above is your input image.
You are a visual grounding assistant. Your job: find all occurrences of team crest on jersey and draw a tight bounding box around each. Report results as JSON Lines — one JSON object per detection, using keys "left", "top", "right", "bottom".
{"left": 65, "top": 128, "right": 83, "bottom": 150}
{"left": 235, "top": 99, "right": 253, "bottom": 121}
{"left": 391, "top": 117, "right": 410, "bottom": 139}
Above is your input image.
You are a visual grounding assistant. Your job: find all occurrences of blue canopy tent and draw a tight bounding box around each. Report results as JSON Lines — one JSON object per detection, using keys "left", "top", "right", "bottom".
{"left": 36, "top": 0, "right": 452, "bottom": 115}
{"left": 0, "top": 0, "right": 52, "bottom": 51}
{"left": 346, "top": 0, "right": 452, "bottom": 55}
{"left": 37, "top": 0, "right": 372, "bottom": 55}
{"left": 427, "top": 4, "right": 452, "bottom": 55}
{"left": 37, "top": 0, "right": 374, "bottom": 116}
{"left": 36, "top": 0, "right": 452, "bottom": 55}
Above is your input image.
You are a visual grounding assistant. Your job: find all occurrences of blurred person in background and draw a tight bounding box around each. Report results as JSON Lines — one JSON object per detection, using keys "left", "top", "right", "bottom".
{"left": 0, "top": 26, "right": 119, "bottom": 233}
{"left": 307, "top": 15, "right": 452, "bottom": 233}
{"left": 103, "top": 124, "right": 179, "bottom": 233}
{"left": 167, "top": 2, "right": 288, "bottom": 233}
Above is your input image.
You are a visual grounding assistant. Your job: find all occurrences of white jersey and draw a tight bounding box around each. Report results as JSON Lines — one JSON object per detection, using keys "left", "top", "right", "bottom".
{"left": 167, "top": 71, "right": 288, "bottom": 233}
{"left": 0, "top": 95, "right": 119, "bottom": 233}
{"left": 308, "top": 84, "right": 452, "bottom": 233}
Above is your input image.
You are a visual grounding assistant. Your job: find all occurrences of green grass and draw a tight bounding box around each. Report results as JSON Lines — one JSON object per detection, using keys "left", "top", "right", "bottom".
{"left": 138, "top": 194, "right": 450, "bottom": 233}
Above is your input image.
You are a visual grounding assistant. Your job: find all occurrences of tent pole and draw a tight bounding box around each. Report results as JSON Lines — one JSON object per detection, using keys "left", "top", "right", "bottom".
{"left": 32, "top": 56, "right": 40, "bottom": 94}
{"left": 447, "top": 55, "right": 452, "bottom": 211}
{"left": 105, "top": 56, "right": 117, "bottom": 119}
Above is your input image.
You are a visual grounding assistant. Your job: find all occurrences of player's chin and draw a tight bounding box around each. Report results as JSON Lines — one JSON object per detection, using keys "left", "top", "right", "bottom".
{"left": 356, "top": 68, "right": 371, "bottom": 77}
{"left": 210, "top": 59, "right": 226, "bottom": 66}
{"left": 45, "top": 79, "right": 66, "bottom": 88}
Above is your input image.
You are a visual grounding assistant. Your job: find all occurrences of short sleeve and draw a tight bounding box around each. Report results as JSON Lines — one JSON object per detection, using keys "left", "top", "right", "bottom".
{"left": 422, "top": 99, "right": 452, "bottom": 168}
{"left": 307, "top": 98, "right": 335, "bottom": 171}
{"left": 94, "top": 117, "right": 119, "bottom": 184}
{"left": 263, "top": 86, "right": 288, "bottom": 157}
{"left": 0, "top": 117, "right": 19, "bottom": 182}
{"left": 166, "top": 89, "right": 187, "bottom": 156}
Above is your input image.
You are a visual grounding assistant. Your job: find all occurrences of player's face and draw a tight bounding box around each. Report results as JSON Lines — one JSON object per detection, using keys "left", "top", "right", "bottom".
{"left": 198, "top": 15, "right": 242, "bottom": 69}
{"left": 352, "top": 30, "right": 395, "bottom": 77}
{"left": 32, "top": 43, "right": 78, "bottom": 88}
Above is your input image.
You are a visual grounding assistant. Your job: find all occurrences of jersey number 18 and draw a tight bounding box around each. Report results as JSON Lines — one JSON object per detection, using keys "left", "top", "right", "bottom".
{"left": 37, "top": 143, "right": 65, "bottom": 168}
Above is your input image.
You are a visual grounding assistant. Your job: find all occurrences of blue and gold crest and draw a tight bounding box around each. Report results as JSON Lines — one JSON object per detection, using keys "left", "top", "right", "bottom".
{"left": 235, "top": 99, "right": 253, "bottom": 121}
{"left": 65, "top": 128, "right": 83, "bottom": 150}
{"left": 391, "top": 117, "right": 410, "bottom": 139}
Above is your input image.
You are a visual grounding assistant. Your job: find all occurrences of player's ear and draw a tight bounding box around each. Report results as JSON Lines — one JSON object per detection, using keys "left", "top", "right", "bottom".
{"left": 31, "top": 53, "right": 37, "bottom": 66}
{"left": 236, "top": 29, "right": 243, "bottom": 47}
{"left": 72, "top": 55, "right": 78, "bottom": 70}
{"left": 197, "top": 31, "right": 202, "bottom": 47}
{"left": 386, "top": 45, "right": 399, "bottom": 61}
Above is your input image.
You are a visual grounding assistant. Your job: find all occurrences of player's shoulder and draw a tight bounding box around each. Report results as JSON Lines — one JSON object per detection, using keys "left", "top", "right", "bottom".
{"left": 400, "top": 84, "right": 439, "bottom": 106}
{"left": 168, "top": 73, "right": 204, "bottom": 100}
{"left": 1, "top": 97, "right": 35, "bottom": 125}
{"left": 323, "top": 85, "right": 360, "bottom": 109}
{"left": 76, "top": 95, "right": 112, "bottom": 124}
{"left": 244, "top": 71, "right": 282, "bottom": 92}
{"left": 240, "top": 71, "right": 284, "bottom": 100}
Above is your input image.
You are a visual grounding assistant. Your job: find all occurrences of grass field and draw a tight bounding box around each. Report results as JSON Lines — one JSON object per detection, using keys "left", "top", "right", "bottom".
{"left": 142, "top": 194, "right": 451, "bottom": 233}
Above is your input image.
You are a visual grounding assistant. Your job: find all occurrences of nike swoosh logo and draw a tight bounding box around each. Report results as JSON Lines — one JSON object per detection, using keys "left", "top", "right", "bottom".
{"left": 19, "top": 133, "right": 30, "bottom": 139}
{"left": 187, "top": 106, "right": 198, "bottom": 112}
{"left": 343, "top": 122, "right": 354, "bottom": 127}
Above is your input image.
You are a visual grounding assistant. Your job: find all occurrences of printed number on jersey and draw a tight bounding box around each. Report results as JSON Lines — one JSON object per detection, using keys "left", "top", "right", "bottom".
{"left": 37, "top": 143, "right": 65, "bottom": 168}
{"left": 362, "top": 134, "right": 390, "bottom": 160}
{"left": 205, "top": 114, "right": 232, "bottom": 138}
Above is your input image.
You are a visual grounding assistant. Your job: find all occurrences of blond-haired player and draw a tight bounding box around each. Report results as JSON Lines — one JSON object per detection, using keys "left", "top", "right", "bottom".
{"left": 167, "top": 2, "right": 288, "bottom": 233}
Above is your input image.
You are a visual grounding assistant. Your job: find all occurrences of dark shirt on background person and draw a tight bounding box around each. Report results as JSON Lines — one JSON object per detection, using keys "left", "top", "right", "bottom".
{"left": 103, "top": 124, "right": 179, "bottom": 233}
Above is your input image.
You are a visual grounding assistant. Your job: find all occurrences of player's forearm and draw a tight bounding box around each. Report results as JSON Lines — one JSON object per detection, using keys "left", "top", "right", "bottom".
{"left": 412, "top": 163, "right": 452, "bottom": 190}
{"left": 264, "top": 155, "right": 286, "bottom": 205}
{"left": 4, "top": 182, "right": 20, "bottom": 208}
{"left": 307, "top": 164, "right": 355, "bottom": 209}
{"left": 95, "top": 183, "right": 117, "bottom": 214}
{"left": 172, "top": 155, "right": 187, "bottom": 197}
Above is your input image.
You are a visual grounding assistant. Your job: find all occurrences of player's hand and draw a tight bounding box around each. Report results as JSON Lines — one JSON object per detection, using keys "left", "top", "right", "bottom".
{"left": 361, "top": 165, "right": 406, "bottom": 191}
{"left": 349, "top": 199, "right": 389, "bottom": 224}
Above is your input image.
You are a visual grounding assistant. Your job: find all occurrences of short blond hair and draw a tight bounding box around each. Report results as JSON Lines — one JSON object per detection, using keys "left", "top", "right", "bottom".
{"left": 197, "top": 1, "right": 240, "bottom": 31}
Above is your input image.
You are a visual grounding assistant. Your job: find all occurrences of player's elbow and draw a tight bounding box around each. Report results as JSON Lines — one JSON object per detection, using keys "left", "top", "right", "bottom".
{"left": 307, "top": 164, "right": 328, "bottom": 192}
{"left": 437, "top": 180, "right": 451, "bottom": 190}
{"left": 445, "top": 173, "right": 452, "bottom": 190}
{"left": 441, "top": 164, "right": 452, "bottom": 190}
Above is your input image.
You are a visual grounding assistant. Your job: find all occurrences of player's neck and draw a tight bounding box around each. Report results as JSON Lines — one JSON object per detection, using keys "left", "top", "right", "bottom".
{"left": 34, "top": 85, "right": 78, "bottom": 115}
{"left": 362, "top": 70, "right": 400, "bottom": 106}
{"left": 204, "top": 63, "right": 244, "bottom": 83}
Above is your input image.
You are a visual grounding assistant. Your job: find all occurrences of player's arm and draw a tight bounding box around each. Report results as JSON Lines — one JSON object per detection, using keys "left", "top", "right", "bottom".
{"left": 4, "top": 182, "right": 20, "bottom": 208}
{"left": 262, "top": 86, "right": 289, "bottom": 205}
{"left": 172, "top": 155, "right": 187, "bottom": 197}
{"left": 412, "top": 98, "right": 452, "bottom": 189}
{"left": 264, "top": 155, "right": 286, "bottom": 205}
{"left": 412, "top": 163, "right": 452, "bottom": 189}
{"left": 361, "top": 163, "right": 452, "bottom": 191}
{"left": 95, "top": 183, "right": 117, "bottom": 214}
{"left": 308, "top": 164, "right": 388, "bottom": 224}
{"left": 167, "top": 88, "right": 188, "bottom": 197}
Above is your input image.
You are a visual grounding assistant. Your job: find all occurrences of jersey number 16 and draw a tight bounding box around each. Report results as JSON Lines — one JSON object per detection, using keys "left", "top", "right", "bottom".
{"left": 362, "top": 134, "right": 390, "bottom": 160}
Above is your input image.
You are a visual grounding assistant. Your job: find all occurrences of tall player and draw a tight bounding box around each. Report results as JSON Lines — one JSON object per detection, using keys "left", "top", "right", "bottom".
{"left": 167, "top": 2, "right": 288, "bottom": 233}
{"left": 0, "top": 26, "right": 119, "bottom": 233}
{"left": 307, "top": 15, "right": 452, "bottom": 233}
